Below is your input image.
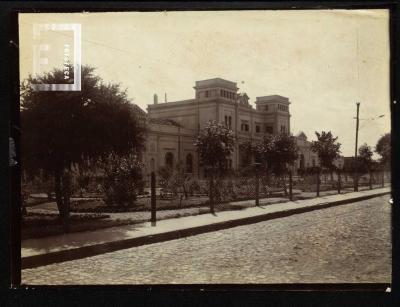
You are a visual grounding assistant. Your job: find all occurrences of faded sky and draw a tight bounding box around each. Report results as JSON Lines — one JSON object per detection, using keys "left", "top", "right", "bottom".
{"left": 19, "top": 10, "right": 390, "bottom": 157}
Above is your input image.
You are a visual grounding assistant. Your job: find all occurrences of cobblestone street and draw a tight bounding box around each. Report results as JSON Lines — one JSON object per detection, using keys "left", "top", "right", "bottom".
{"left": 22, "top": 195, "right": 391, "bottom": 285}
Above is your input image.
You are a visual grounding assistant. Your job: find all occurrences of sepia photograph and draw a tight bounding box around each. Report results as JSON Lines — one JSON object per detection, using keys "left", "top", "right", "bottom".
{"left": 17, "top": 9, "right": 391, "bottom": 285}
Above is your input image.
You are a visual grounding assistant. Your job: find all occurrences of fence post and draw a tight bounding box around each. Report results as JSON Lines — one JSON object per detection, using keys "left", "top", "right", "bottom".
{"left": 316, "top": 168, "right": 320, "bottom": 197}
{"left": 381, "top": 168, "right": 385, "bottom": 188}
{"left": 209, "top": 173, "right": 215, "bottom": 214}
{"left": 289, "top": 170, "right": 293, "bottom": 201}
{"left": 369, "top": 169, "right": 372, "bottom": 190}
{"left": 151, "top": 171, "right": 157, "bottom": 226}
{"left": 354, "top": 163, "right": 358, "bottom": 192}
{"left": 255, "top": 163, "right": 260, "bottom": 206}
{"left": 337, "top": 169, "right": 341, "bottom": 194}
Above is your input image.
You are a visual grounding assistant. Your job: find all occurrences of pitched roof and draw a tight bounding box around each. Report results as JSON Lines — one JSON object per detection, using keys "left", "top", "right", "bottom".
{"left": 296, "top": 131, "right": 308, "bottom": 140}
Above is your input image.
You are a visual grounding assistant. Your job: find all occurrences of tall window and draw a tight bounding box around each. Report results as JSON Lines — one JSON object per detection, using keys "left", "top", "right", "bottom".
{"left": 265, "top": 105, "right": 269, "bottom": 111}
{"left": 228, "top": 116, "right": 232, "bottom": 128}
{"left": 150, "top": 158, "right": 155, "bottom": 172}
{"left": 165, "top": 152, "right": 174, "bottom": 168}
{"left": 299, "top": 154, "right": 305, "bottom": 170}
{"left": 186, "top": 153, "right": 193, "bottom": 173}
{"left": 255, "top": 125, "right": 260, "bottom": 133}
{"left": 265, "top": 125, "right": 273, "bottom": 134}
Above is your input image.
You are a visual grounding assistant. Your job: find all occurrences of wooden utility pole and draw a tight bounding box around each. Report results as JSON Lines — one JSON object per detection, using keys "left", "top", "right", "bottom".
{"left": 289, "top": 170, "right": 293, "bottom": 201}
{"left": 354, "top": 102, "right": 360, "bottom": 192}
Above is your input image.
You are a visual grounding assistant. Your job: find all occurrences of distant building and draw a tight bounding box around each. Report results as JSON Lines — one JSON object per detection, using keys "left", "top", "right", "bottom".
{"left": 292, "top": 131, "right": 344, "bottom": 175}
{"left": 293, "top": 132, "right": 320, "bottom": 173}
{"left": 333, "top": 155, "right": 345, "bottom": 170}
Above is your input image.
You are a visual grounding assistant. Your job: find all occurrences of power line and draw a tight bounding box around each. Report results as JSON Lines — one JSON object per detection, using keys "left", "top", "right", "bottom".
{"left": 20, "top": 20, "right": 190, "bottom": 71}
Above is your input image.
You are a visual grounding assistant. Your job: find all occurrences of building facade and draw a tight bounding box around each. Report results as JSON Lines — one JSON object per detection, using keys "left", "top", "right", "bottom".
{"left": 141, "top": 78, "right": 291, "bottom": 177}
{"left": 134, "top": 78, "right": 345, "bottom": 178}
{"left": 293, "top": 131, "right": 320, "bottom": 172}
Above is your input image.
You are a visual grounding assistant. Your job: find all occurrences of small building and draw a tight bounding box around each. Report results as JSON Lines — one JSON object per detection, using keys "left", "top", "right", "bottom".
{"left": 292, "top": 131, "right": 320, "bottom": 174}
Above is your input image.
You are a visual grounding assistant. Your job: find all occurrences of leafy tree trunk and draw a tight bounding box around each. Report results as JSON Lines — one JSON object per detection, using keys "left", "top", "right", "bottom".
{"left": 182, "top": 179, "right": 188, "bottom": 199}
{"left": 330, "top": 169, "right": 334, "bottom": 188}
{"left": 54, "top": 168, "right": 71, "bottom": 233}
{"left": 265, "top": 168, "right": 270, "bottom": 186}
{"left": 62, "top": 172, "right": 71, "bottom": 232}
{"left": 54, "top": 169, "right": 64, "bottom": 216}
{"left": 209, "top": 171, "right": 215, "bottom": 214}
{"left": 282, "top": 174, "right": 288, "bottom": 196}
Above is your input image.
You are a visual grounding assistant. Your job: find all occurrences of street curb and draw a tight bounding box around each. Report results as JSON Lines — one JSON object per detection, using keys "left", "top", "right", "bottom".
{"left": 22, "top": 190, "right": 390, "bottom": 270}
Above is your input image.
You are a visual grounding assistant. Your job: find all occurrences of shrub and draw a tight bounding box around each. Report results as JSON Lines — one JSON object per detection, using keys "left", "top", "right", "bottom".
{"left": 101, "top": 153, "right": 143, "bottom": 207}
{"left": 188, "top": 179, "right": 201, "bottom": 195}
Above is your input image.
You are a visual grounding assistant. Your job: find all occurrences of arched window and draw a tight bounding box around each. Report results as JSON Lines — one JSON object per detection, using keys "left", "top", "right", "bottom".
{"left": 299, "top": 154, "right": 305, "bottom": 170}
{"left": 165, "top": 152, "right": 174, "bottom": 169}
{"left": 186, "top": 153, "right": 193, "bottom": 173}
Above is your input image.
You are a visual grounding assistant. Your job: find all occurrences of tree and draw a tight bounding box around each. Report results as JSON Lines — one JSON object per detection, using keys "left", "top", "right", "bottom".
{"left": 159, "top": 162, "right": 190, "bottom": 203}
{"left": 311, "top": 131, "right": 341, "bottom": 181}
{"left": 194, "top": 120, "right": 235, "bottom": 213}
{"left": 238, "top": 140, "right": 263, "bottom": 176}
{"left": 358, "top": 143, "right": 373, "bottom": 172}
{"left": 358, "top": 143, "right": 375, "bottom": 187}
{"left": 375, "top": 133, "right": 391, "bottom": 169}
{"left": 239, "top": 140, "right": 255, "bottom": 168}
{"left": 101, "top": 153, "right": 143, "bottom": 208}
{"left": 253, "top": 135, "right": 274, "bottom": 183}
{"left": 268, "top": 133, "right": 299, "bottom": 176}
{"left": 267, "top": 133, "right": 298, "bottom": 193}
{"left": 157, "top": 166, "right": 174, "bottom": 188}
{"left": 20, "top": 66, "right": 145, "bottom": 231}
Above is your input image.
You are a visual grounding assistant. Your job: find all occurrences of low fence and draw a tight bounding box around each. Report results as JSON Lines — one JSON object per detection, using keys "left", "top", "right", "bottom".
{"left": 145, "top": 168, "right": 390, "bottom": 220}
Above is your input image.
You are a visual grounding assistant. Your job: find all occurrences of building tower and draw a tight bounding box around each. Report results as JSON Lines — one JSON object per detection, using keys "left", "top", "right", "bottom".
{"left": 255, "top": 95, "right": 291, "bottom": 134}
{"left": 153, "top": 93, "right": 158, "bottom": 105}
